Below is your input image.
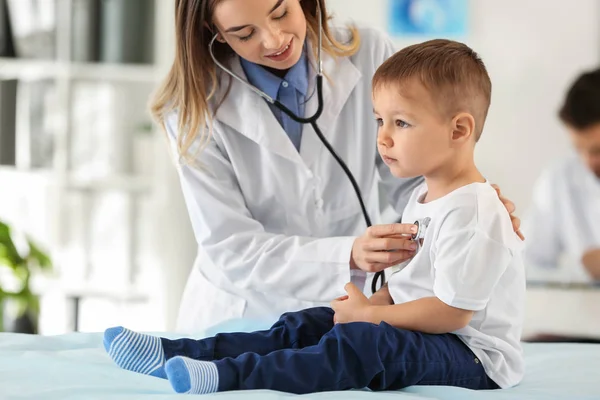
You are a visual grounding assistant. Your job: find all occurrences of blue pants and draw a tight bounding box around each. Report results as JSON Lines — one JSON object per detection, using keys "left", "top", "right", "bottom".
{"left": 161, "top": 307, "right": 499, "bottom": 394}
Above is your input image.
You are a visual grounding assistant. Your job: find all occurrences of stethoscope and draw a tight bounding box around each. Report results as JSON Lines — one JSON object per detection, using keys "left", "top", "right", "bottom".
{"left": 389, "top": 217, "right": 430, "bottom": 276}
{"left": 411, "top": 217, "right": 431, "bottom": 250}
{"left": 208, "top": 2, "right": 426, "bottom": 293}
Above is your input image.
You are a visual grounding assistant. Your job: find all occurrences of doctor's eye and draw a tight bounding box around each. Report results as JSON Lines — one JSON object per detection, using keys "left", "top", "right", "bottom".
{"left": 273, "top": 9, "right": 289, "bottom": 20}
{"left": 395, "top": 120, "right": 411, "bottom": 128}
{"left": 239, "top": 30, "right": 255, "bottom": 42}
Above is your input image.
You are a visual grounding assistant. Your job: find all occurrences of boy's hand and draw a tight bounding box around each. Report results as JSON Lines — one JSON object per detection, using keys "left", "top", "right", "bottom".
{"left": 331, "top": 283, "right": 372, "bottom": 324}
{"left": 491, "top": 184, "right": 524, "bottom": 241}
{"left": 350, "top": 224, "right": 418, "bottom": 273}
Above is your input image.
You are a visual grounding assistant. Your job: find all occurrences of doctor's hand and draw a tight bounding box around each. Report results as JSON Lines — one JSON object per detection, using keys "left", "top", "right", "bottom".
{"left": 331, "top": 283, "right": 372, "bottom": 324}
{"left": 491, "top": 184, "right": 524, "bottom": 241}
{"left": 350, "top": 224, "right": 417, "bottom": 273}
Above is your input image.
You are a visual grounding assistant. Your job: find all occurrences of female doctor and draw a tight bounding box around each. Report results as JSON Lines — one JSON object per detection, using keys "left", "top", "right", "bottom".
{"left": 151, "top": 0, "right": 522, "bottom": 332}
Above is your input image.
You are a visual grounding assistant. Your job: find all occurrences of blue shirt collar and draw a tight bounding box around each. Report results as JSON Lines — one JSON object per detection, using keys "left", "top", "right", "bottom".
{"left": 240, "top": 43, "right": 309, "bottom": 99}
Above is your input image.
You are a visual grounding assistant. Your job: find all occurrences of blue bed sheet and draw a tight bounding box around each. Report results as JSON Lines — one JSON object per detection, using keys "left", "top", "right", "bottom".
{"left": 0, "top": 319, "right": 598, "bottom": 400}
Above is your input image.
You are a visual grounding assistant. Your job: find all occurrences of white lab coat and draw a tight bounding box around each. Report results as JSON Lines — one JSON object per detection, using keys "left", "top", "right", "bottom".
{"left": 523, "top": 154, "right": 600, "bottom": 283}
{"left": 167, "top": 27, "right": 422, "bottom": 333}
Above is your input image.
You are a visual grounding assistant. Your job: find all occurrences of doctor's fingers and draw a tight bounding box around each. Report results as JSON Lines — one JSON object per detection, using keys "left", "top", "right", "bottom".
{"left": 491, "top": 184, "right": 516, "bottom": 214}
{"left": 364, "top": 237, "right": 418, "bottom": 252}
{"left": 367, "top": 263, "right": 399, "bottom": 273}
{"left": 500, "top": 196, "right": 516, "bottom": 214}
{"left": 359, "top": 259, "right": 409, "bottom": 273}
{"left": 511, "top": 215, "right": 525, "bottom": 240}
{"left": 510, "top": 214, "right": 523, "bottom": 235}
{"left": 365, "top": 250, "right": 415, "bottom": 266}
{"left": 367, "top": 223, "right": 418, "bottom": 238}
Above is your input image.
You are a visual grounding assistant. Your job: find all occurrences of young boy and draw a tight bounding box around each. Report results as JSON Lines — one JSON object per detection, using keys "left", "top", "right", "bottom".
{"left": 103, "top": 39, "right": 525, "bottom": 394}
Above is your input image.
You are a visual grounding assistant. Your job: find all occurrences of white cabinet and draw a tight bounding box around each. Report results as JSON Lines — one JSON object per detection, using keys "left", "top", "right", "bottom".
{"left": 0, "top": 0, "right": 196, "bottom": 333}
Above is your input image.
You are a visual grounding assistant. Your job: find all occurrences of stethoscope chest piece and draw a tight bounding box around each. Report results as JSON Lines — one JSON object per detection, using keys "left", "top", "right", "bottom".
{"left": 390, "top": 217, "right": 431, "bottom": 276}
{"left": 411, "top": 217, "right": 431, "bottom": 251}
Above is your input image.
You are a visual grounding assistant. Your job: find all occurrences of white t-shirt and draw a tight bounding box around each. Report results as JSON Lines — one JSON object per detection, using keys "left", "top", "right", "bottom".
{"left": 388, "top": 182, "right": 525, "bottom": 389}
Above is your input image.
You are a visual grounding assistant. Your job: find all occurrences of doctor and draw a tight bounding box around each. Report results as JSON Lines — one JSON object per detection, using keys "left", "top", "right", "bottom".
{"left": 524, "top": 68, "right": 600, "bottom": 283}
{"left": 151, "top": 0, "right": 522, "bottom": 332}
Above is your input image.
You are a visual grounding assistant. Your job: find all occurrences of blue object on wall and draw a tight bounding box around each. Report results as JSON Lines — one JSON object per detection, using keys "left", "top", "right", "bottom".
{"left": 388, "top": 0, "right": 468, "bottom": 37}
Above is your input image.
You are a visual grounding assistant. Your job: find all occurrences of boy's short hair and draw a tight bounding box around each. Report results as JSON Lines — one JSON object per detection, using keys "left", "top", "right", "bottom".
{"left": 372, "top": 39, "right": 492, "bottom": 141}
{"left": 558, "top": 68, "right": 600, "bottom": 131}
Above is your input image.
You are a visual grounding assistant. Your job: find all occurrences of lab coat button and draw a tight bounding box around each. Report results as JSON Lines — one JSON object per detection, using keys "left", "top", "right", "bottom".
{"left": 315, "top": 199, "right": 324, "bottom": 208}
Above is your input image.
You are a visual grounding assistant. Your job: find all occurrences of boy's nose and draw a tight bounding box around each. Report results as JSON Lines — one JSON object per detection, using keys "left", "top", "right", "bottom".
{"left": 377, "top": 130, "right": 393, "bottom": 148}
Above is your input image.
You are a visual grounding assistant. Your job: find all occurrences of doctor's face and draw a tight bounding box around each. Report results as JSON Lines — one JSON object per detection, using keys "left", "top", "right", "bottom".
{"left": 373, "top": 82, "right": 453, "bottom": 178}
{"left": 213, "top": 0, "right": 307, "bottom": 71}
{"left": 569, "top": 123, "right": 600, "bottom": 178}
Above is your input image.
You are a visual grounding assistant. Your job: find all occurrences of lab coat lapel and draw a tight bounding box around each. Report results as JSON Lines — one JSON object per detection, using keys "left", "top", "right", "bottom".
{"left": 214, "top": 58, "right": 303, "bottom": 165}
{"left": 300, "top": 50, "right": 362, "bottom": 168}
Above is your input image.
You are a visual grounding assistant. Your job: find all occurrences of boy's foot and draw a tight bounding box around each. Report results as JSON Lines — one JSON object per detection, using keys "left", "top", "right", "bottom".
{"left": 165, "top": 356, "right": 219, "bottom": 394}
{"left": 103, "top": 326, "right": 166, "bottom": 378}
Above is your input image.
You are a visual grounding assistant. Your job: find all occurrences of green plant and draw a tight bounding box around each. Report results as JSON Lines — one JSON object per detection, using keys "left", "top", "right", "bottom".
{"left": 0, "top": 220, "right": 53, "bottom": 332}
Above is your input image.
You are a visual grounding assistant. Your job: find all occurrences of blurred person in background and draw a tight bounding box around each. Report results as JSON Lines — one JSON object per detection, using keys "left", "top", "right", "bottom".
{"left": 523, "top": 68, "right": 600, "bottom": 283}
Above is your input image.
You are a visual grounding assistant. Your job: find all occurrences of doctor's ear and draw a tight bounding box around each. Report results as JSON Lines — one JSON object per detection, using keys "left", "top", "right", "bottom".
{"left": 215, "top": 33, "right": 227, "bottom": 43}
{"left": 450, "top": 112, "right": 476, "bottom": 144}
{"left": 204, "top": 22, "right": 226, "bottom": 43}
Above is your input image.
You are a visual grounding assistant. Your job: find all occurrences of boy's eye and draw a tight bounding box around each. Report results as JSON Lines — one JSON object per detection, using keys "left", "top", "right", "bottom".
{"left": 375, "top": 118, "right": 383, "bottom": 127}
{"left": 396, "top": 120, "right": 410, "bottom": 128}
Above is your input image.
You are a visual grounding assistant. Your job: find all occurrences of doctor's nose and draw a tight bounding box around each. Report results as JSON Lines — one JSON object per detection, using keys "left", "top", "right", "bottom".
{"left": 262, "top": 25, "right": 285, "bottom": 50}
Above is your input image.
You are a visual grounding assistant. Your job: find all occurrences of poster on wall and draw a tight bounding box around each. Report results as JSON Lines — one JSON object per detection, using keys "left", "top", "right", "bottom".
{"left": 388, "top": 0, "right": 468, "bottom": 37}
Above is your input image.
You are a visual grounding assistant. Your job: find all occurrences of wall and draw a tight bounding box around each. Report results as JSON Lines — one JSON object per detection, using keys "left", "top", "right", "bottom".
{"left": 326, "top": 0, "right": 600, "bottom": 211}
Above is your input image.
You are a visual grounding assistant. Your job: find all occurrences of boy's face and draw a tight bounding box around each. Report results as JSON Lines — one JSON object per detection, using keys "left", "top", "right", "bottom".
{"left": 373, "top": 81, "right": 453, "bottom": 178}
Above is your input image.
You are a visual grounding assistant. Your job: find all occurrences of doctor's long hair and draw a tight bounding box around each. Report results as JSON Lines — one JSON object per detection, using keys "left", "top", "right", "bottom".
{"left": 150, "top": 0, "right": 360, "bottom": 165}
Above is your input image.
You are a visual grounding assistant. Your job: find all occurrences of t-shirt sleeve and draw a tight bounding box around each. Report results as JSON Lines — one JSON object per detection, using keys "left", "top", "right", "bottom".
{"left": 433, "top": 207, "right": 514, "bottom": 311}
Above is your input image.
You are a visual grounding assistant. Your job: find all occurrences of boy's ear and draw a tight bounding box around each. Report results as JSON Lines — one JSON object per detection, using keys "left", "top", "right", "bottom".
{"left": 451, "top": 112, "right": 476, "bottom": 144}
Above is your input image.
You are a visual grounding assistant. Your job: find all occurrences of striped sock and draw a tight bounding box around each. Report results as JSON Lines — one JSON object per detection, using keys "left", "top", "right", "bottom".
{"left": 165, "top": 357, "right": 219, "bottom": 394}
{"left": 103, "top": 326, "right": 166, "bottom": 379}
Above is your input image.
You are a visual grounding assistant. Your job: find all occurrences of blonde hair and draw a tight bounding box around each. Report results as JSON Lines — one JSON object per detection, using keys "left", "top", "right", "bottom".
{"left": 150, "top": 0, "right": 361, "bottom": 164}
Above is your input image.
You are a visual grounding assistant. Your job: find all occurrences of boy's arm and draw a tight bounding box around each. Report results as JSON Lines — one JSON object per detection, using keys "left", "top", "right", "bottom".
{"left": 366, "top": 280, "right": 472, "bottom": 332}
{"left": 363, "top": 298, "right": 474, "bottom": 334}
{"left": 332, "top": 284, "right": 472, "bottom": 334}
{"left": 366, "top": 275, "right": 472, "bottom": 332}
